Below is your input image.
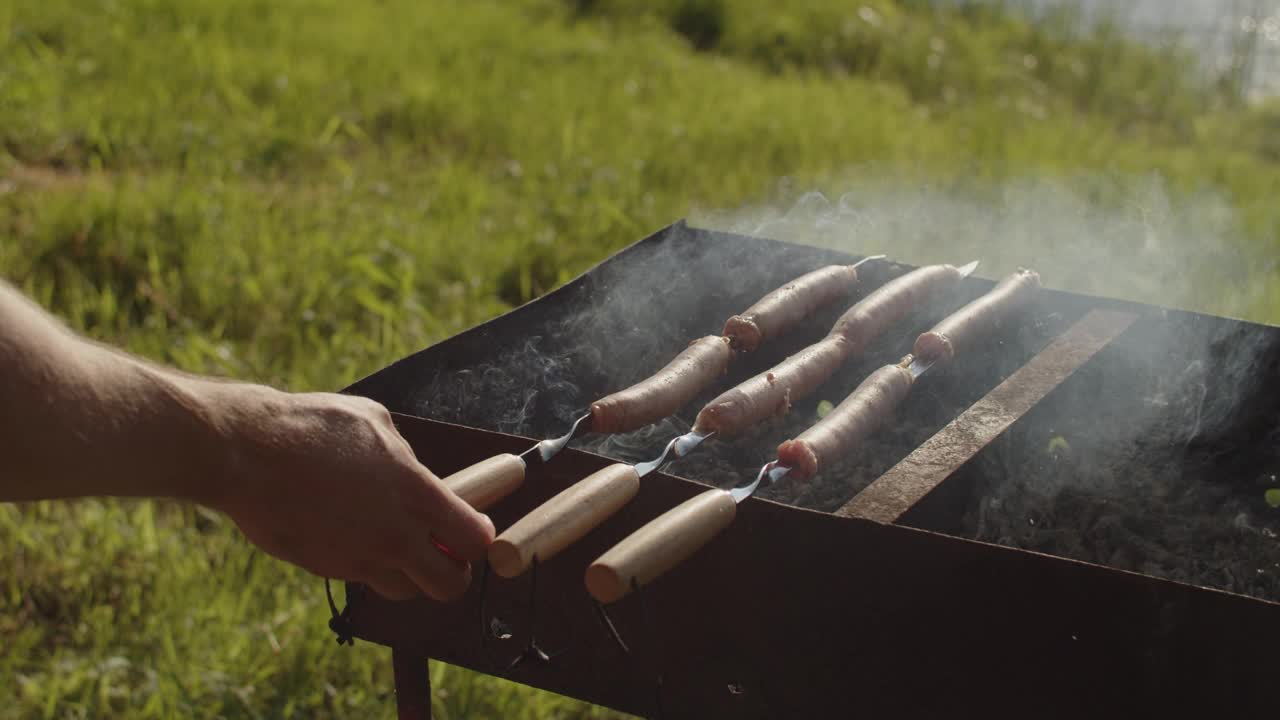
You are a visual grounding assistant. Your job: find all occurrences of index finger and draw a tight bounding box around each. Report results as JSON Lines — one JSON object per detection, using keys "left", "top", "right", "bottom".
{"left": 406, "top": 462, "right": 497, "bottom": 561}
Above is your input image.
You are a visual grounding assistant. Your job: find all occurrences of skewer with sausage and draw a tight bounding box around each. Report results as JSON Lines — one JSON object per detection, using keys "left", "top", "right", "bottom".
{"left": 588, "top": 336, "right": 733, "bottom": 435}
{"left": 589, "top": 261, "right": 869, "bottom": 434}
{"left": 485, "top": 261, "right": 877, "bottom": 576}
{"left": 775, "top": 362, "right": 915, "bottom": 479}
{"left": 723, "top": 264, "right": 860, "bottom": 352}
{"left": 447, "top": 261, "right": 870, "bottom": 515}
{"left": 488, "top": 260, "right": 971, "bottom": 577}
{"left": 913, "top": 268, "right": 1042, "bottom": 366}
{"left": 694, "top": 263, "right": 972, "bottom": 437}
{"left": 586, "top": 268, "right": 1042, "bottom": 603}
{"left": 780, "top": 268, "right": 1041, "bottom": 479}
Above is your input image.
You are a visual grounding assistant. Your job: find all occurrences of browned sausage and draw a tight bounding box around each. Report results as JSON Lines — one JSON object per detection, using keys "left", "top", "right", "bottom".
{"left": 832, "top": 264, "right": 964, "bottom": 353}
{"left": 694, "top": 335, "right": 846, "bottom": 435}
{"left": 723, "top": 265, "right": 859, "bottom": 352}
{"left": 776, "top": 364, "right": 913, "bottom": 479}
{"left": 590, "top": 336, "right": 732, "bottom": 434}
{"left": 694, "top": 264, "right": 965, "bottom": 436}
{"left": 914, "top": 269, "right": 1041, "bottom": 365}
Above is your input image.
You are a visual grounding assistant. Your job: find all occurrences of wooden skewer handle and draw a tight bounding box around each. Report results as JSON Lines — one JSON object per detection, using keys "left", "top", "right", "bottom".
{"left": 442, "top": 454, "right": 526, "bottom": 512}
{"left": 487, "top": 463, "right": 641, "bottom": 578}
{"left": 585, "top": 488, "right": 737, "bottom": 604}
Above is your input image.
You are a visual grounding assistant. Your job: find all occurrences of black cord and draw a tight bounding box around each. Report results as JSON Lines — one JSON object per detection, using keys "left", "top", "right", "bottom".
{"left": 507, "top": 555, "right": 554, "bottom": 669}
{"left": 592, "top": 598, "right": 631, "bottom": 655}
{"left": 325, "top": 578, "right": 358, "bottom": 646}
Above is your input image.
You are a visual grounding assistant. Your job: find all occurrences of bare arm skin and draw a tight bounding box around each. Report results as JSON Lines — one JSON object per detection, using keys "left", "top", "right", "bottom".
{"left": 0, "top": 281, "right": 494, "bottom": 602}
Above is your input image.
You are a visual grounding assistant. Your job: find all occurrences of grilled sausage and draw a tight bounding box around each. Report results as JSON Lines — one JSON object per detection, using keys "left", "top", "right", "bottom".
{"left": 694, "top": 264, "right": 965, "bottom": 436}
{"left": 914, "top": 269, "right": 1041, "bottom": 365}
{"left": 590, "top": 335, "right": 732, "bottom": 434}
{"left": 776, "top": 364, "right": 914, "bottom": 479}
{"left": 831, "top": 264, "right": 964, "bottom": 352}
{"left": 723, "top": 265, "right": 859, "bottom": 352}
{"left": 694, "top": 336, "right": 846, "bottom": 435}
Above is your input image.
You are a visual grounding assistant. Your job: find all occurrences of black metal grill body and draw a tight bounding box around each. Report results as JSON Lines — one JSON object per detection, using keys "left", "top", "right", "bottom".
{"left": 343, "top": 221, "right": 1280, "bottom": 718}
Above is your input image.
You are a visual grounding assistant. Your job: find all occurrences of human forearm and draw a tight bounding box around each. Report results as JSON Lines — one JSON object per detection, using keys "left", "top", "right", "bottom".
{"left": 1, "top": 280, "right": 495, "bottom": 601}
{"left": 0, "top": 280, "right": 225, "bottom": 501}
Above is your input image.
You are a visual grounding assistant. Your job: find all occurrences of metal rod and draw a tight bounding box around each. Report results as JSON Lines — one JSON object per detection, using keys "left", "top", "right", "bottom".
{"left": 633, "top": 429, "right": 713, "bottom": 477}
{"left": 905, "top": 354, "right": 935, "bottom": 380}
{"left": 853, "top": 253, "right": 887, "bottom": 268}
{"left": 730, "top": 461, "right": 791, "bottom": 503}
{"left": 840, "top": 309, "right": 1137, "bottom": 523}
{"left": 519, "top": 412, "right": 593, "bottom": 464}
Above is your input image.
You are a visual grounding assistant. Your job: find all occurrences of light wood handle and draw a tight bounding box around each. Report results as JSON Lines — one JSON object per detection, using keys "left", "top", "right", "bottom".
{"left": 442, "top": 453, "right": 527, "bottom": 511}
{"left": 585, "top": 488, "right": 737, "bottom": 604}
{"left": 488, "top": 463, "right": 641, "bottom": 578}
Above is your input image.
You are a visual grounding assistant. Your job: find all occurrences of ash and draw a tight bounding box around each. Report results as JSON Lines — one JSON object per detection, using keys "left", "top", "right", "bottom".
{"left": 957, "top": 345, "right": 1280, "bottom": 605}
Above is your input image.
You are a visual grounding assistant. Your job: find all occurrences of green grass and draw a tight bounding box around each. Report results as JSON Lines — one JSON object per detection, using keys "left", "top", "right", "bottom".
{"left": 2, "top": 0, "right": 1279, "bottom": 716}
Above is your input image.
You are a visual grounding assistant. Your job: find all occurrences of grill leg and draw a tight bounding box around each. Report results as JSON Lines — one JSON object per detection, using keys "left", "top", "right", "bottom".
{"left": 392, "top": 648, "right": 432, "bottom": 720}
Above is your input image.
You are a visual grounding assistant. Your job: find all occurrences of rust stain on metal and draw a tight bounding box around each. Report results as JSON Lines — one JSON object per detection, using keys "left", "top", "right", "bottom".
{"left": 839, "top": 308, "right": 1138, "bottom": 524}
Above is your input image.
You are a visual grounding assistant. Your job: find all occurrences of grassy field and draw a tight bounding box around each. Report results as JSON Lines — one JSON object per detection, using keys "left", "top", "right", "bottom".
{"left": 2, "top": 0, "right": 1279, "bottom": 716}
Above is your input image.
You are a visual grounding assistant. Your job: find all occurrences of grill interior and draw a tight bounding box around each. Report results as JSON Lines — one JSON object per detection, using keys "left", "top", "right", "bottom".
{"left": 352, "top": 221, "right": 1280, "bottom": 604}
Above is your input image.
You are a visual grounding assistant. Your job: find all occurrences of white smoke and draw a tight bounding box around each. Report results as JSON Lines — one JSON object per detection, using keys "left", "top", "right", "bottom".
{"left": 694, "top": 172, "right": 1263, "bottom": 322}
{"left": 691, "top": 171, "right": 1280, "bottom": 603}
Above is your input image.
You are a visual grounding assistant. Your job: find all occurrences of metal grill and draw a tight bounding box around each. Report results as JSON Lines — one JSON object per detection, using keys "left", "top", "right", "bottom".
{"left": 342, "top": 221, "right": 1280, "bottom": 719}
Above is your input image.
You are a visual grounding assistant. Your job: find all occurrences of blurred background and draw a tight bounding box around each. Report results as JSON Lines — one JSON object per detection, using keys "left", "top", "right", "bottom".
{"left": 2, "top": 0, "right": 1277, "bottom": 717}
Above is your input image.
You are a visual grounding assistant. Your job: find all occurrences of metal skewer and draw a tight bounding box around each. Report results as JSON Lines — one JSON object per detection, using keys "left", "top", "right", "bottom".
{"left": 440, "top": 412, "right": 594, "bottom": 513}
{"left": 520, "top": 412, "right": 594, "bottom": 464}
{"left": 628, "top": 254, "right": 910, "bottom": 476}
{"left": 588, "top": 267, "right": 1045, "bottom": 605}
{"left": 490, "top": 256, "right": 927, "bottom": 575}
{"left": 632, "top": 429, "right": 714, "bottom": 477}
{"left": 631, "top": 259, "right": 975, "bottom": 484}
{"left": 728, "top": 354, "right": 937, "bottom": 504}
{"left": 452, "top": 255, "right": 902, "bottom": 512}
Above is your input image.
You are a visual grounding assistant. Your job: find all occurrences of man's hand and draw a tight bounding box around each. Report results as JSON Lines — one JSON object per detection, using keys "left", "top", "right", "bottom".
{"left": 1, "top": 280, "right": 493, "bottom": 602}
{"left": 203, "top": 386, "right": 495, "bottom": 602}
